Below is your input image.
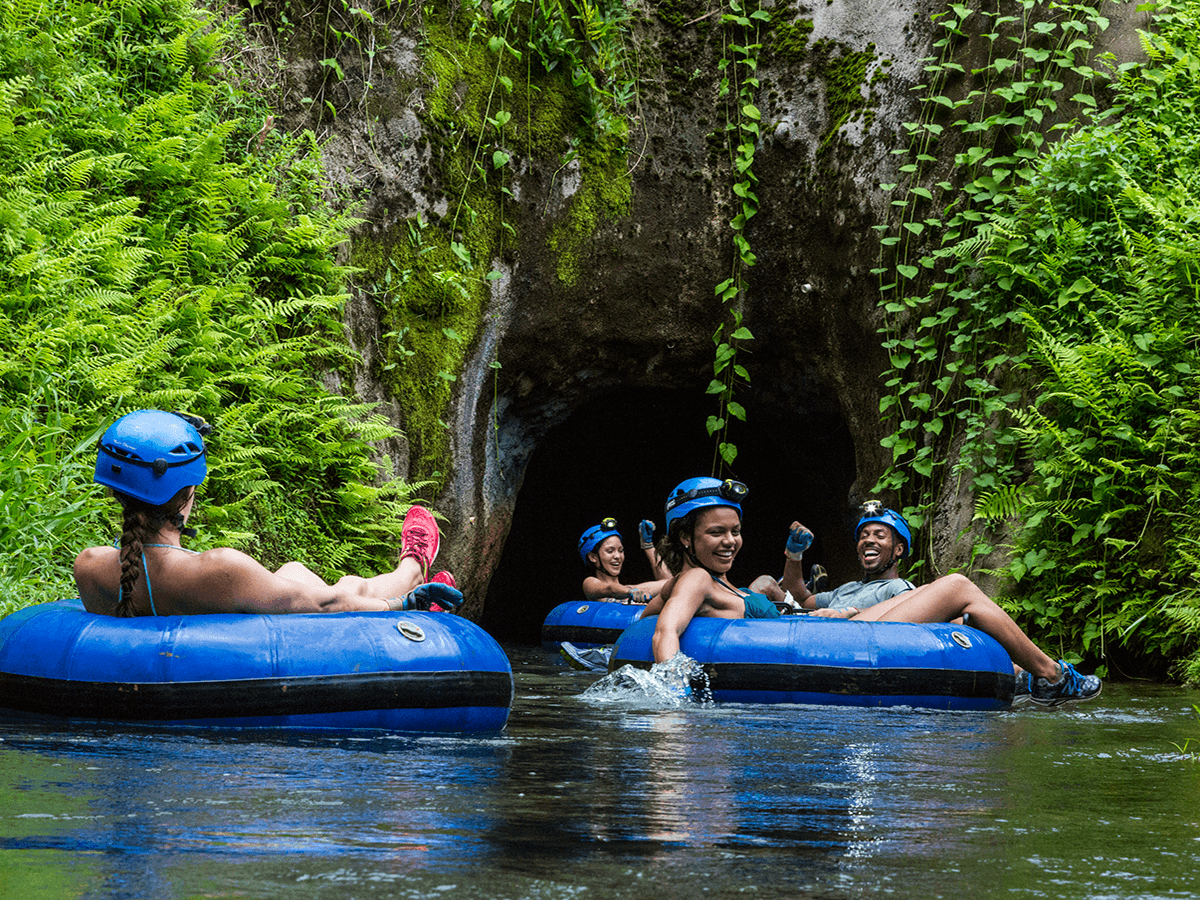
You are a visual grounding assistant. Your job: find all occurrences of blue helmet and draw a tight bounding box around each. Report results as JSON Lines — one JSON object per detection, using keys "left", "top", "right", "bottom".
{"left": 855, "top": 502, "right": 912, "bottom": 557}
{"left": 94, "top": 410, "right": 209, "bottom": 505}
{"left": 664, "top": 477, "right": 747, "bottom": 531}
{"left": 578, "top": 518, "right": 621, "bottom": 562}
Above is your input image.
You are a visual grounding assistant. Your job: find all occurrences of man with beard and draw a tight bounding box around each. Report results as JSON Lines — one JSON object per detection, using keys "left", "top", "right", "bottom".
{"left": 773, "top": 501, "right": 1102, "bottom": 706}
{"left": 778, "top": 502, "right": 916, "bottom": 613}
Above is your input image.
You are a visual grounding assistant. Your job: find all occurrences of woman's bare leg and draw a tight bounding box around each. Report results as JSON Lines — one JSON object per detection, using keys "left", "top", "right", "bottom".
{"left": 274, "top": 562, "right": 330, "bottom": 588}
{"left": 336, "top": 557, "right": 425, "bottom": 599}
{"left": 274, "top": 505, "right": 440, "bottom": 602}
{"left": 853, "top": 573, "right": 1060, "bottom": 679}
{"left": 274, "top": 558, "right": 425, "bottom": 599}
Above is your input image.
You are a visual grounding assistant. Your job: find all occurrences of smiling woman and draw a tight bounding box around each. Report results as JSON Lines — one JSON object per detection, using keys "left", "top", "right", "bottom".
{"left": 577, "top": 518, "right": 669, "bottom": 603}
{"left": 651, "top": 477, "right": 787, "bottom": 663}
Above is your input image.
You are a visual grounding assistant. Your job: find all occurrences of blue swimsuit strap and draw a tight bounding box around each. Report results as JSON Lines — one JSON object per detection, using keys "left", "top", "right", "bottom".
{"left": 112, "top": 541, "right": 197, "bottom": 617}
{"left": 707, "top": 571, "right": 747, "bottom": 598}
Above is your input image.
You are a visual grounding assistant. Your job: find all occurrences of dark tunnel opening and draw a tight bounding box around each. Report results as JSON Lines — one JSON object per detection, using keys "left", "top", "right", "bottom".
{"left": 482, "top": 387, "right": 861, "bottom": 644}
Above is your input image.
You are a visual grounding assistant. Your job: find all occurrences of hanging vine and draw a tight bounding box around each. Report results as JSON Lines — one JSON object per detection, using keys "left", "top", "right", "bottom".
{"left": 872, "top": 0, "right": 1114, "bottom": 566}
{"left": 707, "top": 0, "right": 767, "bottom": 473}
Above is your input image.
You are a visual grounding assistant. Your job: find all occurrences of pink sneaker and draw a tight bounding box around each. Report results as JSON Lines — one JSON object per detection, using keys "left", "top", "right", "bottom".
{"left": 431, "top": 571, "right": 456, "bottom": 588}
{"left": 400, "top": 506, "right": 440, "bottom": 578}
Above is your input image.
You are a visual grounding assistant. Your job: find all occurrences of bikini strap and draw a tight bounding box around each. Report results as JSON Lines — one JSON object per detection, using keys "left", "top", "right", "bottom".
{"left": 140, "top": 548, "right": 159, "bottom": 616}
{"left": 111, "top": 540, "right": 187, "bottom": 617}
{"left": 706, "top": 570, "right": 746, "bottom": 598}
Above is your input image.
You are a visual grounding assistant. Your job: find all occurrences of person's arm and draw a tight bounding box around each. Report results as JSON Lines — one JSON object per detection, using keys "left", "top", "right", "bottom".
{"left": 652, "top": 569, "right": 707, "bottom": 662}
{"left": 778, "top": 522, "right": 816, "bottom": 605}
{"left": 583, "top": 576, "right": 641, "bottom": 602}
{"left": 629, "top": 578, "right": 669, "bottom": 601}
{"left": 638, "top": 520, "right": 671, "bottom": 580}
{"left": 74, "top": 546, "right": 121, "bottom": 615}
{"left": 636, "top": 575, "right": 677, "bottom": 618}
{"left": 811, "top": 606, "right": 858, "bottom": 618}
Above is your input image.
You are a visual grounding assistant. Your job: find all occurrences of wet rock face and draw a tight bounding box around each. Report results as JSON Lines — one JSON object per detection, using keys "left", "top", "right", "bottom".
{"left": 263, "top": 1, "right": 1147, "bottom": 614}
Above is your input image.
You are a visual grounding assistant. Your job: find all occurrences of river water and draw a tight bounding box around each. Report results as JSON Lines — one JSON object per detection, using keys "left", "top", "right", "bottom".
{"left": 1, "top": 645, "right": 1198, "bottom": 900}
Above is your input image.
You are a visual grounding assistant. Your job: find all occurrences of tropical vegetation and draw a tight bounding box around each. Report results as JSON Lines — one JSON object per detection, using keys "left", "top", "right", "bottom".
{"left": 0, "top": 0, "right": 419, "bottom": 615}
{"left": 5, "top": 0, "right": 1200, "bottom": 683}
{"left": 878, "top": 0, "right": 1200, "bottom": 680}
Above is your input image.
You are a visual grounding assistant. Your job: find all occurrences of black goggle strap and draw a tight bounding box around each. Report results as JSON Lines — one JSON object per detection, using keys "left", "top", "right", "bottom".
{"left": 99, "top": 445, "right": 206, "bottom": 475}
{"left": 666, "top": 479, "right": 748, "bottom": 512}
{"left": 173, "top": 411, "right": 213, "bottom": 437}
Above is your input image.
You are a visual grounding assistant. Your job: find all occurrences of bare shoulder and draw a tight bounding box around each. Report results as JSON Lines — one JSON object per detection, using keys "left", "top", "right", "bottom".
{"left": 155, "top": 546, "right": 286, "bottom": 614}
{"left": 74, "top": 545, "right": 119, "bottom": 614}
{"left": 674, "top": 567, "right": 712, "bottom": 593}
{"left": 74, "top": 544, "right": 117, "bottom": 572}
{"left": 662, "top": 568, "right": 712, "bottom": 608}
{"left": 193, "top": 546, "right": 264, "bottom": 570}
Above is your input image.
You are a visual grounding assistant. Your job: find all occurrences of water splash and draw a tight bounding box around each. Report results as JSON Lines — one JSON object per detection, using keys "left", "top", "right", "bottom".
{"left": 580, "top": 653, "right": 713, "bottom": 706}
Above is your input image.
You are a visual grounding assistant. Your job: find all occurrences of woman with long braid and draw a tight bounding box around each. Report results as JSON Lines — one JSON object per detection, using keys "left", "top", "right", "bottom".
{"left": 74, "top": 410, "right": 462, "bottom": 617}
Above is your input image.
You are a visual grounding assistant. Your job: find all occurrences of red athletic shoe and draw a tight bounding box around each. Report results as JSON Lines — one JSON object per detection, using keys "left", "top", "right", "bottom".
{"left": 431, "top": 571, "right": 456, "bottom": 588}
{"left": 400, "top": 506, "right": 440, "bottom": 578}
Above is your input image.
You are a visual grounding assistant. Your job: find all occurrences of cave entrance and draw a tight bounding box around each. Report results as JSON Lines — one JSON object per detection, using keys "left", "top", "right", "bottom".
{"left": 481, "top": 387, "right": 860, "bottom": 644}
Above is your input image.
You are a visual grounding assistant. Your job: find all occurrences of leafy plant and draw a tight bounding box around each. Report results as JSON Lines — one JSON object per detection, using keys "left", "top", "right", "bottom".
{"left": 706, "top": 0, "right": 768, "bottom": 472}
{"left": 876, "top": 0, "right": 1200, "bottom": 679}
{"left": 0, "top": 0, "right": 421, "bottom": 611}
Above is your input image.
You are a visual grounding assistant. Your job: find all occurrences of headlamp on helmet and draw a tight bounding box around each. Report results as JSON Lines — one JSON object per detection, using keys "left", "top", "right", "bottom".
{"left": 854, "top": 502, "right": 912, "bottom": 558}
{"left": 578, "top": 518, "right": 622, "bottom": 563}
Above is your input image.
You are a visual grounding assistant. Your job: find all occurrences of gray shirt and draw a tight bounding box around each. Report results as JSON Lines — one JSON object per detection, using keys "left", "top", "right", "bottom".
{"left": 812, "top": 577, "right": 916, "bottom": 610}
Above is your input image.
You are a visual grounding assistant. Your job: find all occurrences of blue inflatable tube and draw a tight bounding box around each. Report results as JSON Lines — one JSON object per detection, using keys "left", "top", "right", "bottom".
{"left": 0, "top": 600, "right": 514, "bottom": 732}
{"left": 610, "top": 616, "right": 1016, "bottom": 711}
{"left": 540, "top": 600, "right": 646, "bottom": 649}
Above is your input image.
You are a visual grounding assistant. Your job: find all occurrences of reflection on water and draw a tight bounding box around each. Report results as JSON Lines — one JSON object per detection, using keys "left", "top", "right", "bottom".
{"left": 1, "top": 646, "right": 1199, "bottom": 899}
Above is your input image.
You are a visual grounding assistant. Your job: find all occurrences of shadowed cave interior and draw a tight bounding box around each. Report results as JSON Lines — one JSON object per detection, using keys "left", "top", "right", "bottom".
{"left": 482, "top": 387, "right": 860, "bottom": 644}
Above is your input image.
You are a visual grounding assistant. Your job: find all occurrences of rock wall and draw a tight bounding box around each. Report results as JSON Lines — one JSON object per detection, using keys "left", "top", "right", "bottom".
{"left": 246, "top": 0, "right": 1149, "bottom": 617}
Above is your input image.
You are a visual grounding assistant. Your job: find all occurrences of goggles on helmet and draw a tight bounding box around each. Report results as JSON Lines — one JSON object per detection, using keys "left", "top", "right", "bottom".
{"left": 664, "top": 479, "right": 747, "bottom": 515}
{"left": 663, "top": 477, "right": 747, "bottom": 531}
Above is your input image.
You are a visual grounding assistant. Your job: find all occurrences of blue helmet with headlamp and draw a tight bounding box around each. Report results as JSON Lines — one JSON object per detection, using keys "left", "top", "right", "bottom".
{"left": 94, "top": 410, "right": 210, "bottom": 506}
{"left": 854, "top": 501, "right": 912, "bottom": 557}
{"left": 663, "top": 477, "right": 747, "bottom": 531}
{"left": 578, "top": 517, "right": 621, "bottom": 563}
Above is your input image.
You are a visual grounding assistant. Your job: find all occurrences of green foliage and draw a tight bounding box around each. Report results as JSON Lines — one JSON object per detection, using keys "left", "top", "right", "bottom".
{"left": 0, "top": 0, "right": 421, "bottom": 612}
{"left": 705, "top": 0, "right": 767, "bottom": 473}
{"left": 877, "top": 0, "right": 1200, "bottom": 679}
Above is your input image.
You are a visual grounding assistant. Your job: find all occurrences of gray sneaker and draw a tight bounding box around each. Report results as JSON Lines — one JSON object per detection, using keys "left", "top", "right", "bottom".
{"left": 1030, "top": 660, "right": 1101, "bottom": 707}
{"left": 1013, "top": 670, "right": 1032, "bottom": 703}
{"left": 559, "top": 642, "right": 611, "bottom": 672}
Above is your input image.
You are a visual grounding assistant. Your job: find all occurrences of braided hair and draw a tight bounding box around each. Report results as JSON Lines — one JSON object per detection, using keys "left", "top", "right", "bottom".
{"left": 112, "top": 486, "right": 192, "bottom": 617}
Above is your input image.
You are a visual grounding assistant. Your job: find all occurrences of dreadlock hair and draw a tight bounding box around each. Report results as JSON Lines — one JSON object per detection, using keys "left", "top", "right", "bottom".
{"left": 112, "top": 485, "right": 193, "bottom": 617}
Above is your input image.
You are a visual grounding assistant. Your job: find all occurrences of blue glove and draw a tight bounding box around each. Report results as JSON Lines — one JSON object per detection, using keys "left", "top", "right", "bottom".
{"left": 785, "top": 524, "right": 813, "bottom": 560}
{"left": 639, "top": 519, "right": 655, "bottom": 549}
{"left": 401, "top": 582, "right": 464, "bottom": 612}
